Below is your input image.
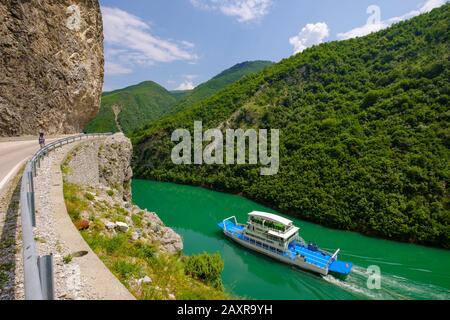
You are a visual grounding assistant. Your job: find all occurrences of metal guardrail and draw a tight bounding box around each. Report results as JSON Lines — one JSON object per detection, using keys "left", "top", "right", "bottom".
{"left": 20, "top": 133, "right": 112, "bottom": 300}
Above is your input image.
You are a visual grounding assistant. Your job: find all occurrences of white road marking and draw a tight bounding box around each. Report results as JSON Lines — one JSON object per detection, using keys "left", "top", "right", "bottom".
{"left": 0, "top": 158, "right": 28, "bottom": 192}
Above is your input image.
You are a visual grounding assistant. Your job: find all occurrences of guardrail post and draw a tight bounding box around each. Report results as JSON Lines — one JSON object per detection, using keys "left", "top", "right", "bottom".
{"left": 32, "top": 161, "right": 36, "bottom": 177}
{"left": 28, "top": 171, "right": 36, "bottom": 218}
{"left": 38, "top": 255, "right": 54, "bottom": 300}
{"left": 28, "top": 171, "right": 34, "bottom": 193}
{"left": 27, "top": 192, "right": 36, "bottom": 227}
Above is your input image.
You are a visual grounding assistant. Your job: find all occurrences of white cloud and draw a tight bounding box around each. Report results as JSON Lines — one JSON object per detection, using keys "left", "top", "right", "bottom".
{"left": 175, "top": 75, "right": 198, "bottom": 90}
{"left": 180, "top": 40, "right": 196, "bottom": 49}
{"left": 421, "top": 0, "right": 448, "bottom": 12}
{"left": 289, "top": 22, "right": 330, "bottom": 54}
{"left": 338, "top": 0, "right": 448, "bottom": 40}
{"left": 102, "top": 6, "right": 197, "bottom": 75}
{"left": 105, "top": 61, "right": 133, "bottom": 75}
{"left": 190, "top": 0, "right": 272, "bottom": 23}
{"left": 337, "top": 23, "right": 386, "bottom": 41}
{"left": 176, "top": 81, "right": 196, "bottom": 90}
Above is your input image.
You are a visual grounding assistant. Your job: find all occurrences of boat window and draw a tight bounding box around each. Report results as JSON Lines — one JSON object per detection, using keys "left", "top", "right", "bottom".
{"left": 250, "top": 217, "right": 264, "bottom": 225}
{"left": 250, "top": 216, "right": 288, "bottom": 232}
{"left": 264, "top": 220, "right": 286, "bottom": 232}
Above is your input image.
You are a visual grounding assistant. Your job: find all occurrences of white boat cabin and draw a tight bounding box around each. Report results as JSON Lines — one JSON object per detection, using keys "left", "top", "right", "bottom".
{"left": 245, "top": 211, "right": 300, "bottom": 250}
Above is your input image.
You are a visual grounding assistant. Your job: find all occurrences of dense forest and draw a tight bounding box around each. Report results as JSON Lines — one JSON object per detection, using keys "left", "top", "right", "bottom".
{"left": 84, "top": 61, "right": 273, "bottom": 134}
{"left": 132, "top": 5, "right": 450, "bottom": 248}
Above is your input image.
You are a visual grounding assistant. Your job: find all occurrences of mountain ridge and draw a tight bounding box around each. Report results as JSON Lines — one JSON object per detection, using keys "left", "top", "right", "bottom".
{"left": 85, "top": 80, "right": 177, "bottom": 134}
{"left": 85, "top": 61, "right": 274, "bottom": 134}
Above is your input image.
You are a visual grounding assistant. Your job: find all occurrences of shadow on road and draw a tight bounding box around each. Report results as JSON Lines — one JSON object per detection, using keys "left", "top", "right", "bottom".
{"left": 0, "top": 175, "right": 22, "bottom": 300}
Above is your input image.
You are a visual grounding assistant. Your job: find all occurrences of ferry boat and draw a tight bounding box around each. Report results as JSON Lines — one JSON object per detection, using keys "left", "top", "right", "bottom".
{"left": 218, "top": 211, "right": 353, "bottom": 277}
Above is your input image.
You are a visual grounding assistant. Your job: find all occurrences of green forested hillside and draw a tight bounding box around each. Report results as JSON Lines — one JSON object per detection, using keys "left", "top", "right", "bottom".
{"left": 170, "top": 90, "right": 192, "bottom": 100}
{"left": 84, "top": 81, "right": 178, "bottom": 134}
{"left": 170, "top": 61, "right": 273, "bottom": 114}
{"left": 132, "top": 5, "right": 450, "bottom": 248}
{"left": 85, "top": 61, "right": 273, "bottom": 134}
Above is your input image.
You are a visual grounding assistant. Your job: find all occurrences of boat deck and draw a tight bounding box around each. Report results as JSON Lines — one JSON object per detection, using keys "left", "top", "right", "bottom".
{"left": 218, "top": 220, "right": 245, "bottom": 235}
{"left": 288, "top": 242, "right": 352, "bottom": 275}
{"left": 328, "top": 259, "right": 352, "bottom": 275}
{"left": 288, "top": 242, "right": 330, "bottom": 269}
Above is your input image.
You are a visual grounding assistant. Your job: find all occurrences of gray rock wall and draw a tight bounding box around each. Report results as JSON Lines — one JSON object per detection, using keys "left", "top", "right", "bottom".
{"left": 98, "top": 134, "right": 133, "bottom": 202}
{"left": 64, "top": 140, "right": 101, "bottom": 187}
{"left": 65, "top": 133, "right": 132, "bottom": 201}
{"left": 0, "top": 0, "right": 104, "bottom": 136}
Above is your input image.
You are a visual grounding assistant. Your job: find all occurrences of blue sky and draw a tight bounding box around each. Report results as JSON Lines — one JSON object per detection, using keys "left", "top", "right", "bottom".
{"left": 99, "top": 0, "right": 447, "bottom": 92}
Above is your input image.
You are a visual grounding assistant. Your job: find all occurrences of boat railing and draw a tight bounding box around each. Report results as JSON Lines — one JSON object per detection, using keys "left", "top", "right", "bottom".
{"left": 222, "top": 216, "right": 238, "bottom": 232}
{"left": 326, "top": 249, "right": 340, "bottom": 268}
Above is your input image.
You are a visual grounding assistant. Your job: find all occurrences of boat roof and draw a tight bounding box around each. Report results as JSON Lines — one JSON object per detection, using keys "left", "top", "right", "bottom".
{"left": 268, "top": 227, "right": 299, "bottom": 240}
{"left": 249, "top": 211, "right": 293, "bottom": 227}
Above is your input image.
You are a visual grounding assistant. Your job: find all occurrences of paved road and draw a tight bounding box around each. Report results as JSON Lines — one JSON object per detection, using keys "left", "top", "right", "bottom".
{"left": 0, "top": 136, "right": 69, "bottom": 193}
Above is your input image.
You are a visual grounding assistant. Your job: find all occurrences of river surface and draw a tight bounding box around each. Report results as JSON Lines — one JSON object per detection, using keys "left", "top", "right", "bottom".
{"left": 132, "top": 179, "right": 450, "bottom": 300}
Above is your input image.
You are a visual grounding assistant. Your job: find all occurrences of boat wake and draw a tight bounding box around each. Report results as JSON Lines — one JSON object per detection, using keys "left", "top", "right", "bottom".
{"left": 323, "top": 265, "right": 450, "bottom": 300}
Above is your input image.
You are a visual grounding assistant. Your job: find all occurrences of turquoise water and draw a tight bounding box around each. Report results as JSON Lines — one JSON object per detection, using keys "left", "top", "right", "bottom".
{"left": 132, "top": 179, "right": 450, "bottom": 300}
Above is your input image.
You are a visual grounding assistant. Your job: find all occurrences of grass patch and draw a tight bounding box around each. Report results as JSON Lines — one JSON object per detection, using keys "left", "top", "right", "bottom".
{"left": 61, "top": 153, "right": 73, "bottom": 176}
{"left": 61, "top": 164, "right": 71, "bottom": 176}
{"left": 34, "top": 236, "right": 46, "bottom": 243}
{"left": 0, "top": 271, "right": 7, "bottom": 289}
{"left": 185, "top": 252, "right": 224, "bottom": 290}
{"left": 0, "top": 262, "right": 14, "bottom": 272}
{"left": 84, "top": 193, "right": 95, "bottom": 201}
{"left": 0, "top": 239, "right": 14, "bottom": 250}
{"left": 131, "top": 214, "right": 143, "bottom": 228}
{"left": 63, "top": 183, "right": 89, "bottom": 221}
{"left": 63, "top": 254, "right": 73, "bottom": 264}
{"left": 115, "top": 206, "right": 129, "bottom": 216}
{"left": 0, "top": 262, "right": 14, "bottom": 289}
{"left": 112, "top": 259, "right": 142, "bottom": 280}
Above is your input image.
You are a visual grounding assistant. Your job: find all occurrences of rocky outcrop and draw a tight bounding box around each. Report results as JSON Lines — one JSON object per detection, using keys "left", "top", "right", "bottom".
{"left": 91, "top": 189, "right": 183, "bottom": 253}
{"left": 0, "top": 0, "right": 104, "bottom": 136}
{"left": 63, "top": 134, "right": 183, "bottom": 253}
{"left": 98, "top": 134, "right": 133, "bottom": 201}
{"left": 64, "top": 133, "right": 132, "bottom": 202}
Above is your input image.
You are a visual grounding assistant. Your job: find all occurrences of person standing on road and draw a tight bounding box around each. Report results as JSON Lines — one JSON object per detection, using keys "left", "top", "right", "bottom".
{"left": 38, "top": 132, "right": 45, "bottom": 148}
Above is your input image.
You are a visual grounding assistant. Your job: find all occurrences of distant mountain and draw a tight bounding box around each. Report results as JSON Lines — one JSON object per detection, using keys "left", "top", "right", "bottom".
{"left": 132, "top": 5, "right": 450, "bottom": 248}
{"left": 84, "top": 81, "right": 178, "bottom": 134}
{"left": 85, "top": 61, "right": 273, "bottom": 134}
{"left": 171, "top": 61, "right": 273, "bottom": 114}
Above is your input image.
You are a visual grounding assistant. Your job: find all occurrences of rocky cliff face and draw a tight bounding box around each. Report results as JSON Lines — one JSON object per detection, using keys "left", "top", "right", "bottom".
{"left": 98, "top": 134, "right": 133, "bottom": 202}
{"left": 64, "top": 133, "right": 133, "bottom": 202}
{"left": 0, "top": 0, "right": 104, "bottom": 136}
{"left": 63, "top": 134, "right": 183, "bottom": 253}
